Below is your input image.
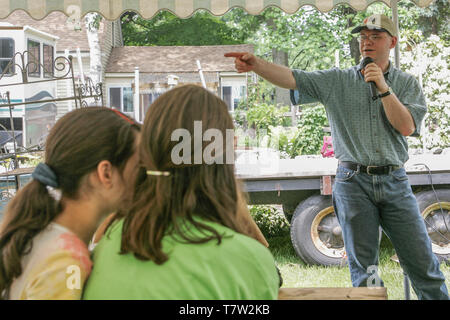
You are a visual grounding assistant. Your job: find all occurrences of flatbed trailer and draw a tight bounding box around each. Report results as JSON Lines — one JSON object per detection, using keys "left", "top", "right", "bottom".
{"left": 236, "top": 154, "right": 450, "bottom": 266}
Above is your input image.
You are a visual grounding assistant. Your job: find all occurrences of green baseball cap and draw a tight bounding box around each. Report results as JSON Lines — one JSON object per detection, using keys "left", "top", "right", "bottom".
{"left": 351, "top": 14, "right": 397, "bottom": 37}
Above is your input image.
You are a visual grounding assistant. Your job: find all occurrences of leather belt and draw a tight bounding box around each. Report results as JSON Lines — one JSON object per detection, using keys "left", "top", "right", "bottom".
{"left": 339, "top": 161, "right": 402, "bottom": 175}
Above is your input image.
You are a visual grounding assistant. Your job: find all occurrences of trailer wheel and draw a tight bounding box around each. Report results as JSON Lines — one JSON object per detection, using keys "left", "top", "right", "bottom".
{"left": 290, "top": 195, "right": 345, "bottom": 266}
{"left": 415, "top": 190, "right": 450, "bottom": 263}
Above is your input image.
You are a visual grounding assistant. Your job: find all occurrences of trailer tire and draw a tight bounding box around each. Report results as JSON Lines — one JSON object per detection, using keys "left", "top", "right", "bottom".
{"left": 290, "top": 195, "right": 345, "bottom": 266}
{"left": 415, "top": 189, "right": 450, "bottom": 263}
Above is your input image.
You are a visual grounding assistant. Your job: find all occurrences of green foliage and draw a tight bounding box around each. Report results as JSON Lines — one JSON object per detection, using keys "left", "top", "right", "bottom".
{"left": 238, "top": 80, "right": 277, "bottom": 111}
{"left": 238, "top": 80, "right": 290, "bottom": 133}
{"left": 291, "top": 104, "right": 329, "bottom": 156}
{"left": 121, "top": 11, "right": 243, "bottom": 46}
{"left": 401, "top": 32, "right": 450, "bottom": 150}
{"left": 246, "top": 103, "right": 289, "bottom": 133}
{"left": 222, "top": 7, "right": 354, "bottom": 70}
{"left": 266, "top": 126, "right": 299, "bottom": 159}
{"left": 249, "top": 205, "right": 290, "bottom": 238}
{"left": 234, "top": 80, "right": 328, "bottom": 157}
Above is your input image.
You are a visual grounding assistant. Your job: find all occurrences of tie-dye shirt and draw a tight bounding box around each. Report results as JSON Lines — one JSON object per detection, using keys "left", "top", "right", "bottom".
{"left": 9, "top": 223, "right": 92, "bottom": 300}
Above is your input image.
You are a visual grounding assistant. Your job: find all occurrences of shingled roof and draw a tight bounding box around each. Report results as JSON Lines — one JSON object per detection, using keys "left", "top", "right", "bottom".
{"left": 0, "top": 10, "right": 111, "bottom": 52}
{"left": 106, "top": 44, "right": 254, "bottom": 73}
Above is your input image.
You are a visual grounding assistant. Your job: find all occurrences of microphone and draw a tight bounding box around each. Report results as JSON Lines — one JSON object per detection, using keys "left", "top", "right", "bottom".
{"left": 360, "top": 57, "right": 378, "bottom": 101}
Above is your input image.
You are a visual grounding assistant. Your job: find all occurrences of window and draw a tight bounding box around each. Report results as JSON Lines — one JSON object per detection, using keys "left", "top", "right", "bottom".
{"left": 43, "top": 44, "right": 54, "bottom": 78}
{"left": 122, "top": 87, "right": 133, "bottom": 113}
{"left": 222, "top": 86, "right": 232, "bottom": 111}
{"left": 141, "top": 93, "right": 162, "bottom": 117}
{"left": 27, "top": 40, "right": 40, "bottom": 77}
{"left": 221, "top": 84, "right": 246, "bottom": 112}
{"left": 108, "top": 86, "right": 134, "bottom": 115}
{"left": 0, "top": 38, "right": 14, "bottom": 76}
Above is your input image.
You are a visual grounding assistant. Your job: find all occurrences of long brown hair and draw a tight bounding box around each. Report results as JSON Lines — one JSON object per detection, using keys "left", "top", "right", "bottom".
{"left": 120, "top": 84, "right": 259, "bottom": 264}
{"left": 0, "top": 107, "right": 139, "bottom": 299}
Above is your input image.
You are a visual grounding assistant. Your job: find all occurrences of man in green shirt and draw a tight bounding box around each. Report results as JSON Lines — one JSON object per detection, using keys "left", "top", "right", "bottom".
{"left": 225, "top": 14, "right": 448, "bottom": 300}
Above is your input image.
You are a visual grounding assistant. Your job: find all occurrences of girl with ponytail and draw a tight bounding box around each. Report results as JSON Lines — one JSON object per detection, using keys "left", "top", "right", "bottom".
{"left": 83, "top": 85, "right": 280, "bottom": 300}
{"left": 0, "top": 107, "right": 139, "bottom": 299}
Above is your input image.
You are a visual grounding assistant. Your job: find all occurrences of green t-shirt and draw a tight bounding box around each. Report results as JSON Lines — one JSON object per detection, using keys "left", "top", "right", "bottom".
{"left": 83, "top": 218, "right": 280, "bottom": 300}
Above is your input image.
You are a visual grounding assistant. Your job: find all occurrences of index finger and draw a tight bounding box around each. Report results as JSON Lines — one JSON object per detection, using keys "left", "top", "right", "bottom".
{"left": 224, "top": 52, "right": 246, "bottom": 58}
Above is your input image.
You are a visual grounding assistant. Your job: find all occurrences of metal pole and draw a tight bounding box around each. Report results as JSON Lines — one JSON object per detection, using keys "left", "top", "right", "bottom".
{"left": 69, "top": 56, "right": 80, "bottom": 109}
{"left": 392, "top": 0, "right": 401, "bottom": 69}
{"left": 5, "top": 92, "right": 19, "bottom": 189}
{"left": 134, "top": 67, "right": 140, "bottom": 121}
{"left": 65, "top": 49, "right": 73, "bottom": 111}
{"left": 196, "top": 60, "right": 207, "bottom": 89}
{"left": 392, "top": 1, "right": 411, "bottom": 298}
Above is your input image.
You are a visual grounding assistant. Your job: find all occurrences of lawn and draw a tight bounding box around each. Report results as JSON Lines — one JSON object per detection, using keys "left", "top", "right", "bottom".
{"left": 268, "top": 231, "right": 450, "bottom": 300}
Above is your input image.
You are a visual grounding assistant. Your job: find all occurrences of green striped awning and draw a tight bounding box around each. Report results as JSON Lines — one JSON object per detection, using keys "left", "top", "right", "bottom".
{"left": 0, "top": 0, "right": 435, "bottom": 20}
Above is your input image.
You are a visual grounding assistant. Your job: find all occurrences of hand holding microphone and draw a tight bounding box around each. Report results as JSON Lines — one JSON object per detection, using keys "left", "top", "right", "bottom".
{"left": 360, "top": 57, "right": 389, "bottom": 101}
{"left": 360, "top": 57, "right": 378, "bottom": 101}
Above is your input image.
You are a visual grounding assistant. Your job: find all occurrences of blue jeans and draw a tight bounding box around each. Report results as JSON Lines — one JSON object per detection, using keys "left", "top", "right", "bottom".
{"left": 332, "top": 165, "right": 449, "bottom": 300}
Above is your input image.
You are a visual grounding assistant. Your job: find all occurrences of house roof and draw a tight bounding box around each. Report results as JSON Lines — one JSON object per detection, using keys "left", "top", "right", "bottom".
{"left": 0, "top": 10, "right": 110, "bottom": 52}
{"left": 106, "top": 44, "right": 254, "bottom": 73}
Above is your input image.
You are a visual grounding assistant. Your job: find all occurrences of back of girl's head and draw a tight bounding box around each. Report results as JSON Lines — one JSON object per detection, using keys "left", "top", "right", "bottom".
{"left": 121, "top": 84, "right": 249, "bottom": 264}
{"left": 0, "top": 107, "right": 139, "bottom": 298}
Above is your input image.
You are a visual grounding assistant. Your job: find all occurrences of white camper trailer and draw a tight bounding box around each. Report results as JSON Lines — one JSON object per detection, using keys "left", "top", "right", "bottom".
{"left": 0, "top": 22, "right": 58, "bottom": 148}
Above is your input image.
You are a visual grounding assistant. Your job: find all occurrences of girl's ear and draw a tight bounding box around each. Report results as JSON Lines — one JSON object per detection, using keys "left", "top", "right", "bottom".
{"left": 96, "top": 160, "right": 114, "bottom": 188}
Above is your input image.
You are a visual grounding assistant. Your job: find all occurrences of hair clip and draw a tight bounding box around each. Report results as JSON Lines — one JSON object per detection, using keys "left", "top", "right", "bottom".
{"left": 146, "top": 170, "right": 171, "bottom": 176}
{"left": 46, "top": 186, "right": 62, "bottom": 202}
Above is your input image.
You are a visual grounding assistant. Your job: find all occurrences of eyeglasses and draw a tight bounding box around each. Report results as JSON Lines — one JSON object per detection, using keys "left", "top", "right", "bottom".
{"left": 357, "top": 35, "right": 386, "bottom": 42}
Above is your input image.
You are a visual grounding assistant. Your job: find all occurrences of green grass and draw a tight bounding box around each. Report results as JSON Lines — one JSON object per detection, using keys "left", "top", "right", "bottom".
{"left": 267, "top": 231, "right": 450, "bottom": 300}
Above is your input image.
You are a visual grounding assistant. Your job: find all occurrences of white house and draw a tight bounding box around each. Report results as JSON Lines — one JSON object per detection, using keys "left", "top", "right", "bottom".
{"left": 105, "top": 44, "right": 255, "bottom": 122}
{"left": 1, "top": 10, "right": 123, "bottom": 120}
{"left": 0, "top": 22, "right": 58, "bottom": 147}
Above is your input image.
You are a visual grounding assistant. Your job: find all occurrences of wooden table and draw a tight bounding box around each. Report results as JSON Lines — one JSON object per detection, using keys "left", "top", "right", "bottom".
{"left": 278, "top": 287, "right": 388, "bottom": 300}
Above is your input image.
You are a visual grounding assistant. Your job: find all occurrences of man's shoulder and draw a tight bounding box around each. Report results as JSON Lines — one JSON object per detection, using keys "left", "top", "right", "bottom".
{"left": 391, "top": 66, "right": 417, "bottom": 81}
{"left": 292, "top": 66, "right": 357, "bottom": 78}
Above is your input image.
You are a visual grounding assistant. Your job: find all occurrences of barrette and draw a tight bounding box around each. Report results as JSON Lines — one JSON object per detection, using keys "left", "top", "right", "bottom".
{"left": 146, "top": 170, "right": 171, "bottom": 176}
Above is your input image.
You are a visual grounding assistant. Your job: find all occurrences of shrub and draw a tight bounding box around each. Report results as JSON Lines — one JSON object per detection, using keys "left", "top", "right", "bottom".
{"left": 291, "top": 104, "right": 329, "bottom": 156}
{"left": 401, "top": 31, "right": 450, "bottom": 150}
{"left": 249, "top": 205, "right": 290, "bottom": 238}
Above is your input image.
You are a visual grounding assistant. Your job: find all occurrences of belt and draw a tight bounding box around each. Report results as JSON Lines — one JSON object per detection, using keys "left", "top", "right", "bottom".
{"left": 339, "top": 161, "right": 402, "bottom": 175}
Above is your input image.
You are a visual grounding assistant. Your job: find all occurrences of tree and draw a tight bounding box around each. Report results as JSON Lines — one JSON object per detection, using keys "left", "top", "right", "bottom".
{"left": 83, "top": 12, "right": 103, "bottom": 107}
{"left": 121, "top": 11, "right": 243, "bottom": 46}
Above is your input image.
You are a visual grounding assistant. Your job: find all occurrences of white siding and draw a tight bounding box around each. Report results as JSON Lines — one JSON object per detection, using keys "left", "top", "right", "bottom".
{"left": 55, "top": 54, "right": 90, "bottom": 119}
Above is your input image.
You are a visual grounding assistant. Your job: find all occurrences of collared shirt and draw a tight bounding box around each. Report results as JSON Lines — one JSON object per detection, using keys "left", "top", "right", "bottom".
{"left": 290, "top": 61, "right": 427, "bottom": 166}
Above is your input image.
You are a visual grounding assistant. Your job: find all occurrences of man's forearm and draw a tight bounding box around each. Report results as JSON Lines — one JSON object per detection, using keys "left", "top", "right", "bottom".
{"left": 253, "top": 58, "right": 297, "bottom": 90}
{"left": 381, "top": 93, "right": 416, "bottom": 136}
